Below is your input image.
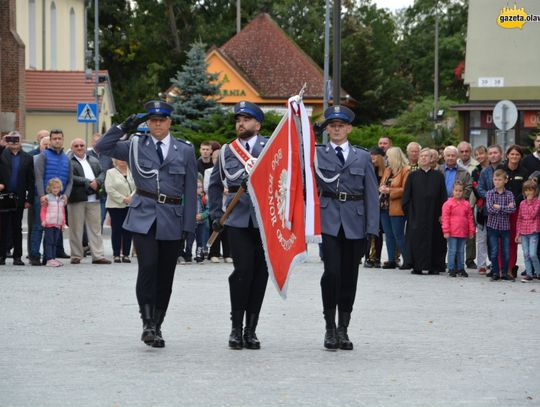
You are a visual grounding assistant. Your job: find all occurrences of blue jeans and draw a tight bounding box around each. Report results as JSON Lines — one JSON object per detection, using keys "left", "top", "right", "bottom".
{"left": 43, "top": 227, "right": 61, "bottom": 261}
{"left": 380, "top": 210, "right": 407, "bottom": 263}
{"left": 487, "top": 227, "right": 510, "bottom": 276}
{"left": 195, "top": 221, "right": 209, "bottom": 250}
{"left": 30, "top": 197, "right": 44, "bottom": 258}
{"left": 521, "top": 233, "right": 540, "bottom": 277}
{"left": 447, "top": 237, "right": 466, "bottom": 271}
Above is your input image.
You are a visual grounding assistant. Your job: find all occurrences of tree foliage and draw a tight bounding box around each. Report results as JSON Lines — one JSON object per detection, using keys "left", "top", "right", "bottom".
{"left": 91, "top": 0, "right": 468, "bottom": 130}
{"left": 169, "top": 41, "right": 223, "bottom": 129}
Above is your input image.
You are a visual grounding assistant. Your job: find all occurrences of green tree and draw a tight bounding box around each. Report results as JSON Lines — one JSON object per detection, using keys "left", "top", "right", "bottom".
{"left": 169, "top": 41, "right": 224, "bottom": 129}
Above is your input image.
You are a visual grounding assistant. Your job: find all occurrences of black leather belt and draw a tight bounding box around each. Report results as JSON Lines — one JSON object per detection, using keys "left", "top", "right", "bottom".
{"left": 322, "top": 191, "right": 363, "bottom": 202}
{"left": 228, "top": 186, "right": 245, "bottom": 193}
{"left": 136, "top": 188, "right": 183, "bottom": 205}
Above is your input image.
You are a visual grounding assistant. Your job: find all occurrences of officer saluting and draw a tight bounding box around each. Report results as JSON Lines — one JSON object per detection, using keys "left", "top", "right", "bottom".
{"left": 315, "top": 105, "right": 379, "bottom": 350}
{"left": 208, "top": 101, "right": 269, "bottom": 350}
{"left": 96, "top": 101, "right": 197, "bottom": 348}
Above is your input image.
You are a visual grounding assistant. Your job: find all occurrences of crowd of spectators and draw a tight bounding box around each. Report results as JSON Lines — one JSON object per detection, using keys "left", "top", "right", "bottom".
{"left": 1, "top": 128, "right": 540, "bottom": 282}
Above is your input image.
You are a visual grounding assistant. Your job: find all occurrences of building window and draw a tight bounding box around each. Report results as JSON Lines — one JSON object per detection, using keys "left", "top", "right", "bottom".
{"left": 70, "top": 8, "right": 76, "bottom": 70}
{"left": 29, "top": 0, "right": 36, "bottom": 68}
{"left": 50, "top": 2, "right": 57, "bottom": 70}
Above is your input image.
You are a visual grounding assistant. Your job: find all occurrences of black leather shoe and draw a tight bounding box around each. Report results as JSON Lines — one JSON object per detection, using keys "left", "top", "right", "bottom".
{"left": 459, "top": 270, "right": 469, "bottom": 278}
{"left": 29, "top": 257, "right": 42, "bottom": 266}
{"left": 140, "top": 304, "right": 156, "bottom": 345}
{"left": 13, "top": 258, "right": 25, "bottom": 266}
{"left": 243, "top": 313, "right": 261, "bottom": 349}
{"left": 0, "top": 257, "right": 5, "bottom": 265}
{"left": 56, "top": 252, "right": 70, "bottom": 259}
{"left": 364, "top": 260, "right": 375, "bottom": 268}
{"left": 411, "top": 269, "right": 422, "bottom": 275}
{"left": 323, "top": 309, "right": 339, "bottom": 350}
{"left": 427, "top": 270, "right": 440, "bottom": 275}
{"left": 399, "top": 263, "right": 413, "bottom": 270}
{"left": 449, "top": 270, "right": 457, "bottom": 277}
{"left": 337, "top": 312, "right": 353, "bottom": 350}
{"left": 229, "top": 310, "right": 244, "bottom": 349}
{"left": 466, "top": 261, "right": 477, "bottom": 269}
{"left": 152, "top": 309, "right": 166, "bottom": 348}
{"left": 382, "top": 261, "right": 397, "bottom": 269}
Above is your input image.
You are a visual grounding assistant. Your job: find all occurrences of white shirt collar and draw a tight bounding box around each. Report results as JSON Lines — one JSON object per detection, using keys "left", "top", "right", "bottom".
{"left": 330, "top": 141, "right": 350, "bottom": 153}
{"left": 243, "top": 136, "right": 257, "bottom": 151}
{"left": 74, "top": 154, "right": 87, "bottom": 162}
{"left": 151, "top": 134, "right": 171, "bottom": 147}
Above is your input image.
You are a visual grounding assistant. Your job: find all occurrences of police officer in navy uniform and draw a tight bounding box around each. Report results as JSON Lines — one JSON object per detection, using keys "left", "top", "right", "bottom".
{"left": 315, "top": 105, "right": 379, "bottom": 350}
{"left": 96, "top": 101, "right": 197, "bottom": 348}
{"left": 208, "top": 101, "right": 269, "bottom": 350}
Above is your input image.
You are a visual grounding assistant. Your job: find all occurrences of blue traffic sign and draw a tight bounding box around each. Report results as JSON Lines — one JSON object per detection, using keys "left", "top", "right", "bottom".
{"left": 77, "top": 103, "right": 98, "bottom": 123}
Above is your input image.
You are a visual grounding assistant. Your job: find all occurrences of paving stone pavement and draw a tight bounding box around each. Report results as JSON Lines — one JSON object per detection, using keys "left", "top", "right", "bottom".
{"left": 1, "top": 236, "right": 539, "bottom": 407}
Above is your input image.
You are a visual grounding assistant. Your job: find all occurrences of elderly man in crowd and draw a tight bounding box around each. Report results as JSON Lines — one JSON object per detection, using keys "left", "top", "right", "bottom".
{"left": 0, "top": 132, "right": 35, "bottom": 265}
{"left": 68, "top": 138, "right": 110, "bottom": 265}
{"left": 402, "top": 148, "right": 447, "bottom": 275}
{"left": 406, "top": 142, "right": 421, "bottom": 172}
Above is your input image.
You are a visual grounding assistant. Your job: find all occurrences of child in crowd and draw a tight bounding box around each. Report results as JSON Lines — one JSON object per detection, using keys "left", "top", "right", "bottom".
{"left": 40, "top": 178, "right": 66, "bottom": 267}
{"left": 486, "top": 169, "right": 516, "bottom": 281}
{"left": 515, "top": 180, "right": 540, "bottom": 282}
{"left": 442, "top": 181, "right": 475, "bottom": 277}
{"left": 195, "top": 179, "right": 210, "bottom": 263}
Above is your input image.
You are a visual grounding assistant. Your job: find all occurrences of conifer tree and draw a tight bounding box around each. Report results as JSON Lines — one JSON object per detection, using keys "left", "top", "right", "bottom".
{"left": 170, "top": 41, "right": 223, "bottom": 129}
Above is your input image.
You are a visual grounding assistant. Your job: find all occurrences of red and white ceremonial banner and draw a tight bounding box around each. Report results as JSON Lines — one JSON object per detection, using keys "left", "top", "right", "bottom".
{"left": 248, "top": 97, "right": 321, "bottom": 298}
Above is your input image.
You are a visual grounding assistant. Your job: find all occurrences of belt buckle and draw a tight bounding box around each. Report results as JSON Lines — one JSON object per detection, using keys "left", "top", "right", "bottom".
{"left": 338, "top": 191, "right": 347, "bottom": 202}
{"left": 158, "top": 193, "right": 167, "bottom": 204}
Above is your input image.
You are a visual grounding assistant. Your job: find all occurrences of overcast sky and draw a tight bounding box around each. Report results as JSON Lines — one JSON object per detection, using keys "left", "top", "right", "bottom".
{"left": 373, "top": 0, "right": 415, "bottom": 12}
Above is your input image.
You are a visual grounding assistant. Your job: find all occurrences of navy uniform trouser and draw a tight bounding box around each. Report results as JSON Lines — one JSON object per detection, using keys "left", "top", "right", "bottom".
{"left": 321, "top": 227, "right": 365, "bottom": 313}
{"left": 132, "top": 222, "right": 181, "bottom": 312}
{"left": 227, "top": 226, "right": 269, "bottom": 314}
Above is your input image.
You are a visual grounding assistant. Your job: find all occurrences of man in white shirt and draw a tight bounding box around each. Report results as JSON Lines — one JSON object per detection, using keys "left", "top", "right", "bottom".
{"left": 68, "top": 138, "right": 110, "bottom": 264}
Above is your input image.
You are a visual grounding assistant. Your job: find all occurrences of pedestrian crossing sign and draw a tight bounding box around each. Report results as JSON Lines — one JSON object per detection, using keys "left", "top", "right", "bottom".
{"left": 77, "top": 102, "right": 98, "bottom": 123}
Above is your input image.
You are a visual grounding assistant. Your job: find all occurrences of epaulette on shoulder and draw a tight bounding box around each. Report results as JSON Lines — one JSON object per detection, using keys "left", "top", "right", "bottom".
{"left": 175, "top": 137, "right": 192, "bottom": 146}
{"left": 315, "top": 144, "right": 326, "bottom": 148}
{"left": 352, "top": 145, "right": 369, "bottom": 152}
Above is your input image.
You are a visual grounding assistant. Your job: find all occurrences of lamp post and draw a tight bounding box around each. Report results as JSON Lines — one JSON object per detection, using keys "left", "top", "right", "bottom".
{"left": 322, "top": 0, "right": 331, "bottom": 144}
{"left": 332, "top": 0, "right": 341, "bottom": 107}
{"left": 94, "top": 0, "right": 100, "bottom": 133}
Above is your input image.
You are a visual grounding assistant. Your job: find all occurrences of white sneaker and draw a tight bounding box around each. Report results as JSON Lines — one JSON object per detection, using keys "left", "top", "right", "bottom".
{"left": 210, "top": 257, "right": 220, "bottom": 263}
{"left": 225, "top": 257, "right": 234, "bottom": 263}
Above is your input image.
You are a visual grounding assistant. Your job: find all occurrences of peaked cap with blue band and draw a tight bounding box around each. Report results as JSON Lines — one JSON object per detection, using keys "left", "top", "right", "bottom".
{"left": 234, "top": 101, "right": 264, "bottom": 123}
{"left": 322, "top": 105, "right": 355, "bottom": 128}
{"left": 144, "top": 100, "right": 174, "bottom": 118}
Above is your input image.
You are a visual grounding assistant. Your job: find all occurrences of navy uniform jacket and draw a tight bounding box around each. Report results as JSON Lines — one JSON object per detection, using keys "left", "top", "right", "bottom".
{"left": 208, "top": 135, "right": 267, "bottom": 228}
{"left": 315, "top": 143, "right": 379, "bottom": 239}
{"left": 95, "top": 126, "right": 197, "bottom": 240}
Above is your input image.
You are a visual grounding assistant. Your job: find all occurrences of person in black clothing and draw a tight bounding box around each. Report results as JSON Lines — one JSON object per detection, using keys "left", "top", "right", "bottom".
{"left": 197, "top": 141, "right": 214, "bottom": 177}
{"left": 522, "top": 133, "right": 540, "bottom": 175}
{"left": 0, "top": 132, "right": 35, "bottom": 265}
{"left": 364, "top": 147, "right": 385, "bottom": 268}
{"left": 498, "top": 144, "right": 530, "bottom": 277}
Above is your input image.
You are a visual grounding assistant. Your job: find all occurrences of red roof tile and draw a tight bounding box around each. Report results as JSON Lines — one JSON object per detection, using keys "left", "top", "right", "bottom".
{"left": 220, "top": 14, "right": 327, "bottom": 99}
{"left": 25, "top": 70, "right": 109, "bottom": 112}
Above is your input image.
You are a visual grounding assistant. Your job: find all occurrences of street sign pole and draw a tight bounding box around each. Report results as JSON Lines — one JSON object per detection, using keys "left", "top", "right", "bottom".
{"left": 332, "top": 0, "right": 341, "bottom": 106}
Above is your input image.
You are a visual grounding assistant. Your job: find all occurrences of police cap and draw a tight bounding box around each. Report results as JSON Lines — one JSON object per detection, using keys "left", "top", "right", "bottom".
{"left": 322, "top": 105, "right": 355, "bottom": 128}
{"left": 144, "top": 100, "right": 174, "bottom": 118}
{"left": 234, "top": 101, "right": 264, "bottom": 123}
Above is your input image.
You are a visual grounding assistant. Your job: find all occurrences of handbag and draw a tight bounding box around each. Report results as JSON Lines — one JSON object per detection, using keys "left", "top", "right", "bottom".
{"left": 0, "top": 192, "right": 18, "bottom": 212}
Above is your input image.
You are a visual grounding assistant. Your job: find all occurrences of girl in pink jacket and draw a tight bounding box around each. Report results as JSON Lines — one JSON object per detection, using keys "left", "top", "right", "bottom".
{"left": 40, "top": 178, "right": 66, "bottom": 267}
{"left": 442, "top": 181, "right": 475, "bottom": 277}
{"left": 515, "top": 180, "right": 540, "bottom": 282}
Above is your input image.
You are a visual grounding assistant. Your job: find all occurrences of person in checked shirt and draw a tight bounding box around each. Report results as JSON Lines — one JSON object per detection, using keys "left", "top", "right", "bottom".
{"left": 486, "top": 169, "right": 516, "bottom": 281}
{"left": 515, "top": 180, "right": 540, "bottom": 282}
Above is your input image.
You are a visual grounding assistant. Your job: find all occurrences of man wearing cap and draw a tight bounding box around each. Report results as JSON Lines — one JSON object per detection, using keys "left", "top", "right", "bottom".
{"left": 96, "top": 100, "right": 197, "bottom": 348}
{"left": 208, "top": 101, "right": 269, "bottom": 350}
{"left": 314, "top": 105, "right": 379, "bottom": 351}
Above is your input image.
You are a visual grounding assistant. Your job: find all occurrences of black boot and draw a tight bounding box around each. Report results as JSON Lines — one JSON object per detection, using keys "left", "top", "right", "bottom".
{"left": 243, "top": 313, "right": 261, "bottom": 349}
{"left": 337, "top": 311, "right": 353, "bottom": 350}
{"left": 152, "top": 308, "right": 166, "bottom": 348}
{"left": 140, "top": 304, "right": 156, "bottom": 346}
{"left": 229, "top": 310, "right": 244, "bottom": 350}
{"left": 323, "top": 309, "right": 338, "bottom": 350}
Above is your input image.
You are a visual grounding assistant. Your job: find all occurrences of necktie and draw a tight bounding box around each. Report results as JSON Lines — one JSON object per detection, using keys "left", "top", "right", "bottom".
{"left": 156, "top": 141, "right": 164, "bottom": 164}
{"left": 245, "top": 142, "right": 250, "bottom": 153}
{"left": 335, "top": 146, "right": 345, "bottom": 165}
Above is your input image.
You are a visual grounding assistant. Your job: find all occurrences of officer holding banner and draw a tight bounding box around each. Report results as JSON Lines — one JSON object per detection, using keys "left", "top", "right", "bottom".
{"left": 315, "top": 105, "right": 379, "bottom": 350}
{"left": 208, "top": 101, "right": 269, "bottom": 350}
{"left": 96, "top": 100, "right": 197, "bottom": 348}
